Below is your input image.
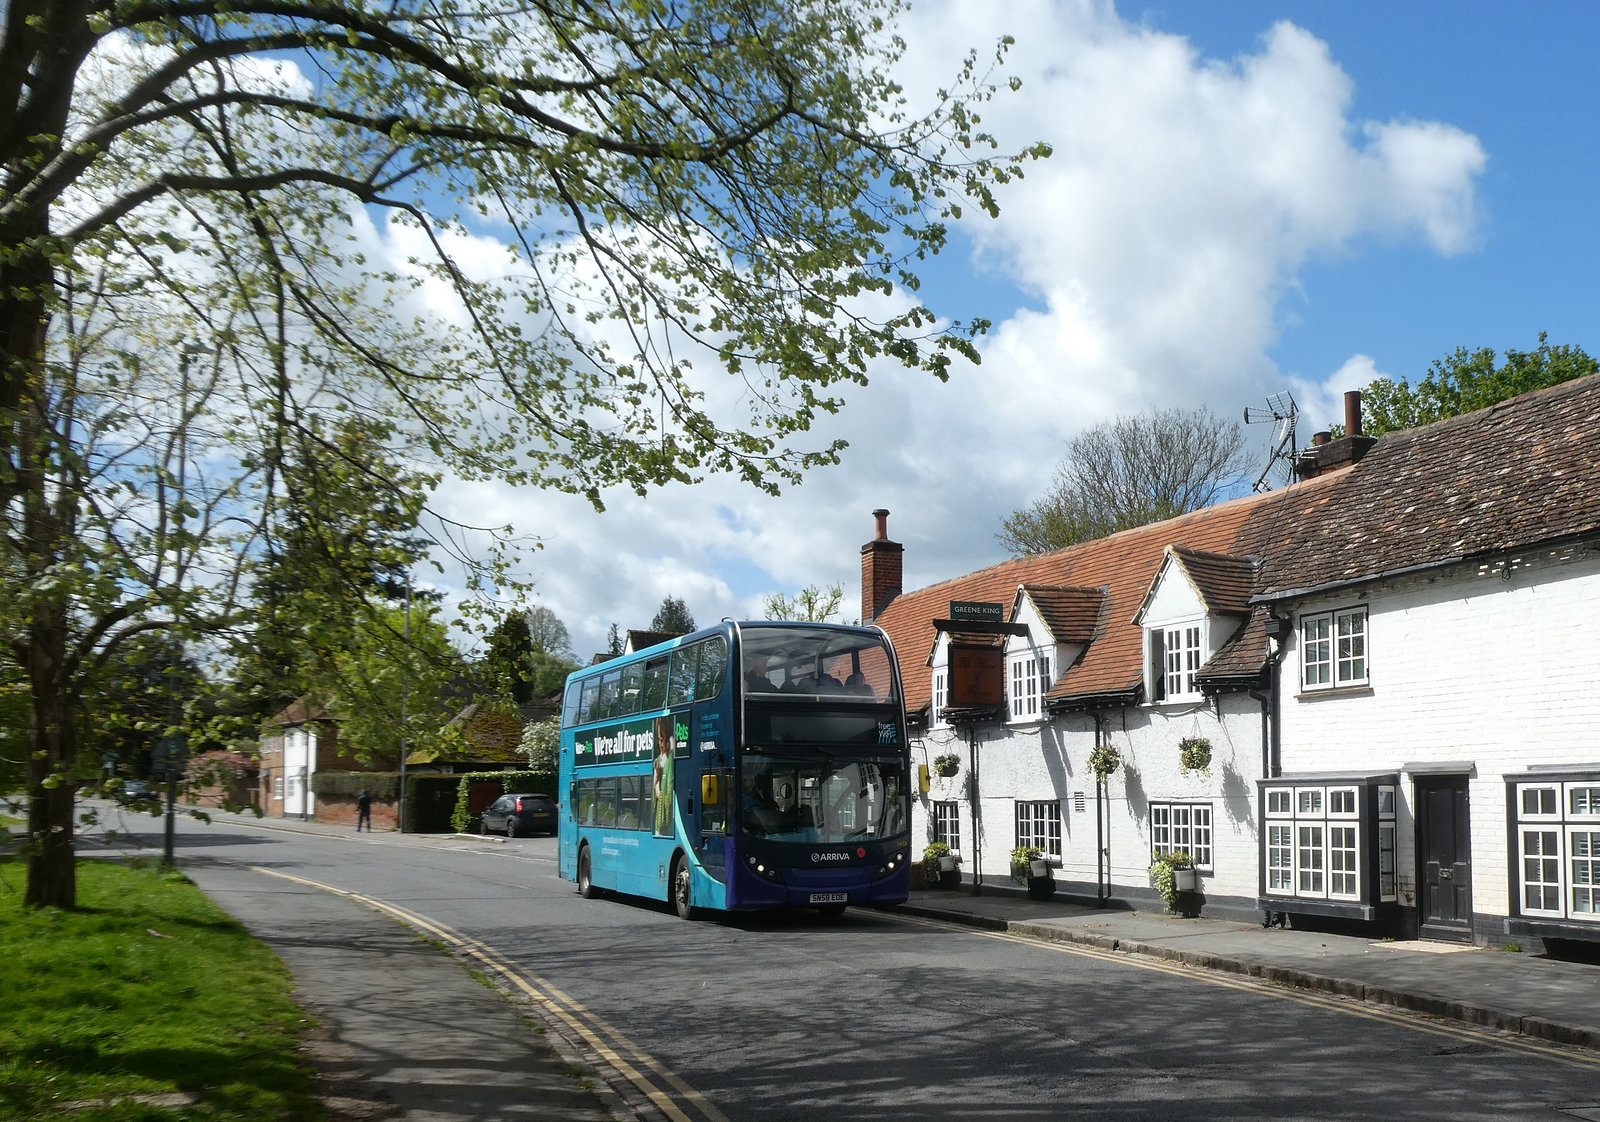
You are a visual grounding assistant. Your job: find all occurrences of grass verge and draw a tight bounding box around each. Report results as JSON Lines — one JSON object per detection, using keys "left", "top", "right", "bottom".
{"left": 0, "top": 856, "right": 324, "bottom": 1122}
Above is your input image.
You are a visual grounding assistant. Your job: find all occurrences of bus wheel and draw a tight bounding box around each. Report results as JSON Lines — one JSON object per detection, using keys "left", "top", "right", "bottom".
{"left": 672, "top": 855, "right": 699, "bottom": 921}
{"left": 577, "top": 844, "right": 598, "bottom": 899}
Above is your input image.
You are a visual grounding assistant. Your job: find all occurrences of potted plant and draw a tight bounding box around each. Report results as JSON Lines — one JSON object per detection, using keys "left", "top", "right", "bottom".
{"left": 1178, "top": 736, "right": 1212, "bottom": 777}
{"left": 1010, "top": 845, "right": 1056, "bottom": 899}
{"left": 922, "top": 842, "right": 957, "bottom": 888}
{"left": 932, "top": 753, "right": 960, "bottom": 778}
{"left": 1088, "top": 743, "right": 1120, "bottom": 783}
{"left": 1149, "top": 850, "right": 1200, "bottom": 914}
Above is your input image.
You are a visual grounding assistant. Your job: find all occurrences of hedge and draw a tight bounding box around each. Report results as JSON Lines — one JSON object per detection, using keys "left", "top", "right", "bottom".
{"left": 448, "top": 769, "right": 557, "bottom": 833}
{"left": 311, "top": 771, "right": 400, "bottom": 800}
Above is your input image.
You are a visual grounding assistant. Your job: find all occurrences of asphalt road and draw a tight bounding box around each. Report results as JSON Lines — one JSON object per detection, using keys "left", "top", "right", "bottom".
{"left": 96, "top": 809, "right": 1600, "bottom": 1120}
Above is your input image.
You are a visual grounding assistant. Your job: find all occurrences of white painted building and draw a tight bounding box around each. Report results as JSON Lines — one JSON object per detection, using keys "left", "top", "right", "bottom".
{"left": 865, "top": 375, "right": 1600, "bottom": 949}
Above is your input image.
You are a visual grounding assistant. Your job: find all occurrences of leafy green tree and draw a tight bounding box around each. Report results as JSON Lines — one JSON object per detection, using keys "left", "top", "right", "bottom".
{"left": 998, "top": 407, "right": 1250, "bottom": 556}
{"left": 484, "top": 610, "right": 537, "bottom": 706}
{"left": 650, "top": 597, "right": 697, "bottom": 635}
{"left": 1, "top": 0, "right": 1044, "bottom": 908}
{"left": 318, "top": 603, "right": 465, "bottom": 768}
{"left": 763, "top": 583, "right": 845, "bottom": 622}
{"left": 1356, "top": 334, "right": 1597, "bottom": 436}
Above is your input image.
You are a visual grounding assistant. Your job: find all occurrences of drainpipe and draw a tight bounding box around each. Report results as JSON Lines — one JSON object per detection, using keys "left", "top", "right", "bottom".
{"left": 1251, "top": 614, "right": 1292, "bottom": 780}
{"left": 968, "top": 725, "right": 982, "bottom": 895}
{"left": 1093, "top": 711, "right": 1109, "bottom": 905}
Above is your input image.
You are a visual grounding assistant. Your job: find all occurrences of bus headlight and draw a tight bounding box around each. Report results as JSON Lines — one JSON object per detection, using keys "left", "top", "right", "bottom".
{"left": 745, "top": 855, "right": 785, "bottom": 883}
{"left": 873, "top": 851, "right": 906, "bottom": 880}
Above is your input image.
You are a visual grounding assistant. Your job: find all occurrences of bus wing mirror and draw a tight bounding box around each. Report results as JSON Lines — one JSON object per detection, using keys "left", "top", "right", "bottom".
{"left": 702, "top": 774, "right": 720, "bottom": 805}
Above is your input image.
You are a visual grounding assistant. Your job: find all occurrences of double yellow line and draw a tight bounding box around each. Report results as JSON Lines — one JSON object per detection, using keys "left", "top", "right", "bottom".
{"left": 897, "top": 913, "right": 1600, "bottom": 1070}
{"left": 248, "top": 866, "right": 729, "bottom": 1122}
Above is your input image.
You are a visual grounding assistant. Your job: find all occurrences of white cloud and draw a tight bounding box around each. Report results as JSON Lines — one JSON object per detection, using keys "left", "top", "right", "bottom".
{"left": 413, "top": 1, "right": 1487, "bottom": 659}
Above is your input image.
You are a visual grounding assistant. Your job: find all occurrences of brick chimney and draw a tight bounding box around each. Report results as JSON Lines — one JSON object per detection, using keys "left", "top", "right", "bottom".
{"left": 1294, "top": 390, "right": 1378, "bottom": 480}
{"left": 860, "top": 508, "right": 902, "bottom": 622}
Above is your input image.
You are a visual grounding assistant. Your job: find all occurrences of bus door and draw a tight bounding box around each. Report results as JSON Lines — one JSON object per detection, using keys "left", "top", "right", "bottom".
{"left": 689, "top": 700, "right": 732, "bottom": 885}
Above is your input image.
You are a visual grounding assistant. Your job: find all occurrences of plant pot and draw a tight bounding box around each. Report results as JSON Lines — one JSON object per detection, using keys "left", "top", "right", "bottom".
{"left": 1029, "top": 858, "right": 1050, "bottom": 879}
{"left": 938, "top": 855, "right": 957, "bottom": 872}
{"left": 1172, "top": 867, "right": 1199, "bottom": 893}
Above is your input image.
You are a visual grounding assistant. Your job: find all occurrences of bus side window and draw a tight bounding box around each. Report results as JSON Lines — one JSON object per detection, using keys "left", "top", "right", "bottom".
{"left": 562, "top": 681, "right": 583, "bottom": 728}
{"left": 578, "top": 679, "right": 600, "bottom": 725}
{"left": 598, "top": 669, "right": 622, "bottom": 720}
{"left": 669, "top": 643, "right": 700, "bottom": 706}
{"left": 618, "top": 775, "right": 646, "bottom": 829}
{"left": 696, "top": 637, "right": 727, "bottom": 702}
{"left": 596, "top": 777, "right": 618, "bottom": 828}
{"left": 620, "top": 662, "right": 644, "bottom": 716}
{"left": 641, "top": 657, "right": 669, "bottom": 711}
{"left": 577, "top": 778, "right": 596, "bottom": 825}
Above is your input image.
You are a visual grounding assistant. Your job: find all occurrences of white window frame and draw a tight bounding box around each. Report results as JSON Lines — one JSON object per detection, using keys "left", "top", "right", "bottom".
{"left": 931, "top": 669, "right": 947, "bottom": 728}
{"left": 1327, "top": 822, "right": 1360, "bottom": 899}
{"left": 1520, "top": 827, "right": 1564, "bottom": 917}
{"left": 1007, "top": 651, "right": 1051, "bottom": 721}
{"left": 1161, "top": 622, "right": 1203, "bottom": 701}
{"left": 1570, "top": 828, "right": 1600, "bottom": 917}
{"left": 1508, "top": 778, "right": 1600, "bottom": 925}
{"left": 933, "top": 801, "right": 961, "bottom": 858}
{"left": 1266, "top": 823, "right": 1294, "bottom": 892}
{"left": 1301, "top": 606, "right": 1369, "bottom": 691}
{"left": 1015, "top": 800, "right": 1062, "bottom": 861}
{"left": 1150, "top": 801, "right": 1212, "bottom": 869}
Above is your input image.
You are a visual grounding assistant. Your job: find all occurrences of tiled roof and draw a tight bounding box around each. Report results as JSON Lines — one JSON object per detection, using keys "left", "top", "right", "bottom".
{"left": 878, "top": 371, "right": 1600, "bottom": 717}
{"left": 875, "top": 478, "right": 1340, "bottom": 714}
{"left": 1017, "top": 585, "right": 1107, "bottom": 644}
{"left": 266, "top": 695, "right": 332, "bottom": 728}
{"left": 1197, "top": 606, "right": 1270, "bottom": 685}
{"left": 1256, "top": 371, "right": 1600, "bottom": 598}
{"left": 1170, "top": 546, "right": 1256, "bottom": 614}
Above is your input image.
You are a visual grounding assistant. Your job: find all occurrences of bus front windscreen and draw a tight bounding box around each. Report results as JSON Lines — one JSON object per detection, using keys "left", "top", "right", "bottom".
{"left": 740, "top": 755, "right": 908, "bottom": 844}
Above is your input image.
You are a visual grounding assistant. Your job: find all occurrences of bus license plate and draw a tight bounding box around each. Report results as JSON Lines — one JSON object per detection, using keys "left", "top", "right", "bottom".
{"left": 808, "top": 892, "right": 847, "bottom": 904}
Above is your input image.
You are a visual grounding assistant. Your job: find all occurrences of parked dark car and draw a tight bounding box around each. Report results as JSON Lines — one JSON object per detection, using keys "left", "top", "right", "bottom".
{"left": 480, "top": 793, "right": 557, "bottom": 837}
{"left": 116, "top": 779, "right": 152, "bottom": 803}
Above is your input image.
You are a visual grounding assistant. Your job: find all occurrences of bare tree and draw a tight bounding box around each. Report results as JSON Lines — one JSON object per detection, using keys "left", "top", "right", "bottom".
{"left": 763, "top": 583, "right": 844, "bottom": 622}
{"left": 998, "top": 407, "right": 1250, "bottom": 555}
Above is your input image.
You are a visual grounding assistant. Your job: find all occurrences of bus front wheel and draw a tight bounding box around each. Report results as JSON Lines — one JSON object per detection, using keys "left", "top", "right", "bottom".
{"left": 577, "top": 844, "right": 599, "bottom": 899}
{"left": 672, "top": 855, "right": 699, "bottom": 921}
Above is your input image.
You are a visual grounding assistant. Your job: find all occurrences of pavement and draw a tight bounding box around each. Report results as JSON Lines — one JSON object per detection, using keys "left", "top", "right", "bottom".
{"left": 102, "top": 806, "right": 1600, "bottom": 1118}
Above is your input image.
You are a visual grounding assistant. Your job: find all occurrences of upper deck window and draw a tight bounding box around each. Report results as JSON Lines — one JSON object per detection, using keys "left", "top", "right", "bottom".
{"left": 741, "top": 626, "right": 899, "bottom": 705}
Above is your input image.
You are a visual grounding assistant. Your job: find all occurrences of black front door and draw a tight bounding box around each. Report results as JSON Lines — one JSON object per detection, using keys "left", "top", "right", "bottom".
{"left": 1415, "top": 775, "right": 1472, "bottom": 942}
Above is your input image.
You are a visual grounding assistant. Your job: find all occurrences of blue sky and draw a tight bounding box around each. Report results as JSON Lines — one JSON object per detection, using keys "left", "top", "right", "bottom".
{"left": 427, "top": 1, "right": 1600, "bottom": 660}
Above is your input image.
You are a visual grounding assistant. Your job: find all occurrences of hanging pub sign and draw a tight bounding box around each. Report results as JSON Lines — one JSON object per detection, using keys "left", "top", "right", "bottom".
{"left": 948, "top": 643, "right": 1004, "bottom": 707}
{"left": 949, "top": 600, "right": 1005, "bottom": 624}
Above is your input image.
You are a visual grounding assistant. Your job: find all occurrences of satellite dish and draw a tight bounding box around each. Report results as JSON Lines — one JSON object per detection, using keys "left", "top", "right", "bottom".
{"left": 1243, "top": 392, "right": 1297, "bottom": 492}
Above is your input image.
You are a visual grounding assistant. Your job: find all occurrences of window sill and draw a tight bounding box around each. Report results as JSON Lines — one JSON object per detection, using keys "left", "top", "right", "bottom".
{"left": 1295, "top": 684, "right": 1374, "bottom": 701}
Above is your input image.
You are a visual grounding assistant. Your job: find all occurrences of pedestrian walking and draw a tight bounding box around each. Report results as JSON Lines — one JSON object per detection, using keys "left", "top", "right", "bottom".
{"left": 356, "top": 790, "right": 372, "bottom": 832}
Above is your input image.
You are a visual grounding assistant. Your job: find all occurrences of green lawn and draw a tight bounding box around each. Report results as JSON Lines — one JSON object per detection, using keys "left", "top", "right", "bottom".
{"left": 0, "top": 858, "right": 324, "bottom": 1121}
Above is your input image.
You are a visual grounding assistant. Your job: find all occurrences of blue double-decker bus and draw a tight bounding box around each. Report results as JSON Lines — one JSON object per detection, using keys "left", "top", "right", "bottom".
{"left": 557, "top": 621, "right": 911, "bottom": 919}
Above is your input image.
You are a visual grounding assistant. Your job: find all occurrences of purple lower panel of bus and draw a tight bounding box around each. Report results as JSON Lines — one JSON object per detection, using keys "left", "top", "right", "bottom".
{"left": 727, "top": 856, "right": 910, "bottom": 910}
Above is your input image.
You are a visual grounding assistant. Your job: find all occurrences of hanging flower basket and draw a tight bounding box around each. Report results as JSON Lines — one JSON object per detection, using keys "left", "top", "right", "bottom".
{"left": 932, "top": 753, "right": 960, "bottom": 778}
{"left": 1178, "top": 736, "right": 1212, "bottom": 777}
{"left": 1088, "top": 743, "right": 1120, "bottom": 782}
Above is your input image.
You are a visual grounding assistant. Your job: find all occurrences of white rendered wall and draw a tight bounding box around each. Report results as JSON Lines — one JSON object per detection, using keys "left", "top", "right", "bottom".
{"left": 912, "top": 693, "right": 1265, "bottom": 904}
{"left": 1275, "top": 549, "right": 1600, "bottom": 922}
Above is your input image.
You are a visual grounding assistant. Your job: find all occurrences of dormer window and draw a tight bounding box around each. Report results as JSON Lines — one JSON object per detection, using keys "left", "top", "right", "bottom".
{"left": 931, "top": 669, "right": 948, "bottom": 726}
{"left": 1147, "top": 621, "right": 1203, "bottom": 703}
{"left": 1008, "top": 651, "right": 1051, "bottom": 721}
{"left": 1164, "top": 623, "right": 1202, "bottom": 700}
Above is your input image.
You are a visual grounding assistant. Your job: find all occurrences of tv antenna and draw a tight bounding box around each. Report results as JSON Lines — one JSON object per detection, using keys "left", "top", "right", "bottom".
{"left": 1244, "top": 391, "right": 1297, "bottom": 492}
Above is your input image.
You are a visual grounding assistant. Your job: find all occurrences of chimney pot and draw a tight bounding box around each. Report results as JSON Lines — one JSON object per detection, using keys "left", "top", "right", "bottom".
{"left": 1344, "top": 390, "right": 1363, "bottom": 437}
{"left": 873, "top": 508, "right": 890, "bottom": 541}
{"left": 1312, "top": 431, "right": 1331, "bottom": 447}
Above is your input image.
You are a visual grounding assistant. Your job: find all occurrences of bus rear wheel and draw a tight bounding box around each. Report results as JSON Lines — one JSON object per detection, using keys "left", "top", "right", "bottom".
{"left": 671, "top": 855, "right": 699, "bottom": 921}
{"left": 577, "top": 844, "right": 598, "bottom": 899}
